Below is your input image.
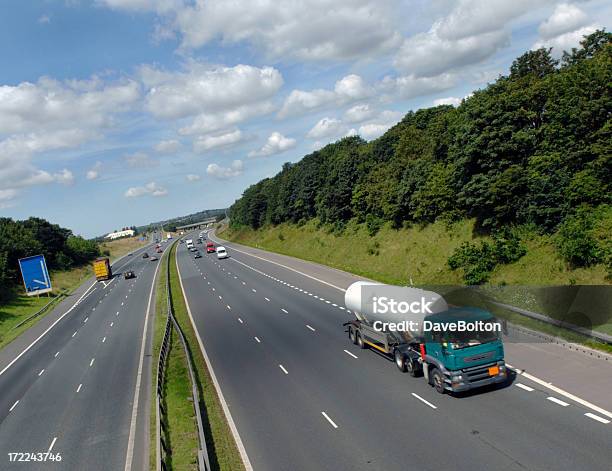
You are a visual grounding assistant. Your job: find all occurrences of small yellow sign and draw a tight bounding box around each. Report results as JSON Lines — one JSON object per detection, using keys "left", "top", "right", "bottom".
{"left": 488, "top": 366, "right": 499, "bottom": 376}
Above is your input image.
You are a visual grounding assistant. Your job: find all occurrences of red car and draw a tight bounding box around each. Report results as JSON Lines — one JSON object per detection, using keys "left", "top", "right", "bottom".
{"left": 206, "top": 242, "right": 215, "bottom": 253}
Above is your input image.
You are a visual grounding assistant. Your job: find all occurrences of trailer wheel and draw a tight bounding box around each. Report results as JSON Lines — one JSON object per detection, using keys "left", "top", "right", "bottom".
{"left": 406, "top": 356, "right": 419, "bottom": 377}
{"left": 356, "top": 332, "right": 366, "bottom": 349}
{"left": 394, "top": 350, "right": 407, "bottom": 372}
{"left": 431, "top": 368, "right": 446, "bottom": 394}
{"left": 348, "top": 326, "right": 357, "bottom": 345}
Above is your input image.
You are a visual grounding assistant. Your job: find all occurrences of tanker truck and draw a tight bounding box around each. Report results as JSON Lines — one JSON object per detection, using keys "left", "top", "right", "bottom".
{"left": 343, "top": 281, "right": 507, "bottom": 394}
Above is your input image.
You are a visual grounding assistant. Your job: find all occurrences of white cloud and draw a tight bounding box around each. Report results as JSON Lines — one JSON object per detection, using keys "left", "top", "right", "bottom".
{"left": 435, "top": 0, "right": 555, "bottom": 41}
{"left": 154, "top": 139, "right": 181, "bottom": 153}
{"left": 380, "top": 73, "right": 457, "bottom": 99}
{"left": 306, "top": 118, "right": 347, "bottom": 140}
{"left": 347, "top": 109, "right": 403, "bottom": 140}
{"left": 169, "top": 0, "right": 402, "bottom": 61}
{"left": 178, "top": 101, "right": 274, "bottom": 136}
{"left": 279, "top": 74, "right": 373, "bottom": 118}
{"left": 206, "top": 160, "right": 244, "bottom": 180}
{"left": 248, "top": 132, "right": 296, "bottom": 158}
{"left": 434, "top": 96, "right": 462, "bottom": 106}
{"left": 142, "top": 63, "right": 283, "bottom": 120}
{"left": 125, "top": 151, "right": 158, "bottom": 168}
{"left": 395, "top": 25, "right": 509, "bottom": 77}
{"left": 193, "top": 129, "right": 244, "bottom": 153}
{"left": 124, "top": 181, "right": 168, "bottom": 197}
{"left": 86, "top": 161, "right": 102, "bottom": 180}
{"left": 0, "top": 77, "right": 139, "bottom": 135}
{"left": 186, "top": 174, "right": 201, "bottom": 182}
{"left": 534, "top": 24, "right": 598, "bottom": 54}
{"left": 538, "top": 3, "right": 589, "bottom": 39}
{"left": 38, "top": 15, "right": 51, "bottom": 24}
{"left": 54, "top": 169, "right": 75, "bottom": 185}
{"left": 344, "top": 104, "right": 376, "bottom": 123}
{"left": 533, "top": 4, "right": 598, "bottom": 55}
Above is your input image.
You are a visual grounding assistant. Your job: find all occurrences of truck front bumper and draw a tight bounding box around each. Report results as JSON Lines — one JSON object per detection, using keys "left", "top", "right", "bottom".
{"left": 447, "top": 362, "right": 507, "bottom": 392}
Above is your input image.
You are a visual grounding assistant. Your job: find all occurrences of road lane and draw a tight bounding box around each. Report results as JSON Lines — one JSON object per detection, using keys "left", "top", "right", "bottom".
{"left": 178, "top": 236, "right": 611, "bottom": 471}
{"left": 0, "top": 243, "right": 162, "bottom": 470}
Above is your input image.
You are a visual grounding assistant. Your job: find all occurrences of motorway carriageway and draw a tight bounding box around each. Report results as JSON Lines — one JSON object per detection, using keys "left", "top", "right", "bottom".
{"left": 178, "top": 235, "right": 611, "bottom": 471}
{"left": 0, "top": 242, "right": 160, "bottom": 471}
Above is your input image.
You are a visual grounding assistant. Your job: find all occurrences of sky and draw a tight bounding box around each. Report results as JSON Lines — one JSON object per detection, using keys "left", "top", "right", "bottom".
{"left": 0, "top": 0, "right": 610, "bottom": 238}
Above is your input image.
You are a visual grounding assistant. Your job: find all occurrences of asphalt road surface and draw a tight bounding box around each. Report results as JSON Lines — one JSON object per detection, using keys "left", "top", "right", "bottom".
{"left": 177, "top": 233, "right": 611, "bottom": 471}
{"left": 0, "top": 242, "right": 162, "bottom": 471}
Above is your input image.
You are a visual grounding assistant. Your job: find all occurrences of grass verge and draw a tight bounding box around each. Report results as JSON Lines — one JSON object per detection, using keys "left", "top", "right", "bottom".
{"left": 156, "top": 241, "right": 245, "bottom": 471}
{"left": 0, "top": 236, "right": 148, "bottom": 351}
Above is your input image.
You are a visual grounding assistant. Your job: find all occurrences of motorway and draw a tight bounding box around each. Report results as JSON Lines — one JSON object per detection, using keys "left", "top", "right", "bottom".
{"left": 178, "top": 231, "right": 611, "bottom": 471}
{"left": 0, "top": 240, "right": 162, "bottom": 470}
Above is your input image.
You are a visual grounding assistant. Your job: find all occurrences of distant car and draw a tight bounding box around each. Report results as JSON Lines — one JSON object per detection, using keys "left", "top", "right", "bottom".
{"left": 124, "top": 270, "right": 136, "bottom": 279}
{"left": 150, "top": 256, "right": 158, "bottom": 261}
{"left": 142, "top": 253, "right": 149, "bottom": 259}
{"left": 190, "top": 247, "right": 198, "bottom": 252}
{"left": 156, "top": 248, "right": 163, "bottom": 253}
{"left": 194, "top": 252, "right": 202, "bottom": 259}
{"left": 127, "top": 253, "right": 133, "bottom": 256}
{"left": 206, "top": 243, "right": 215, "bottom": 253}
{"left": 216, "top": 246, "right": 228, "bottom": 259}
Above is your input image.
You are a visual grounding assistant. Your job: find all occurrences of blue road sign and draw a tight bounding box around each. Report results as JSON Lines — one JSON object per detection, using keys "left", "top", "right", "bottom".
{"left": 18, "top": 254, "right": 52, "bottom": 296}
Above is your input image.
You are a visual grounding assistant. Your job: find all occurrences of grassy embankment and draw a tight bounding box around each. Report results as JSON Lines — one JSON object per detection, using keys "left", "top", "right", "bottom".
{"left": 0, "top": 236, "right": 147, "bottom": 351}
{"left": 221, "top": 219, "right": 611, "bottom": 351}
{"left": 150, "top": 241, "right": 244, "bottom": 471}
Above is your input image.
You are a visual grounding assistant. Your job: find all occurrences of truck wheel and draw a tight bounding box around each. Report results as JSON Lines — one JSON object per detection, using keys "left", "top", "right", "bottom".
{"left": 431, "top": 368, "right": 446, "bottom": 394}
{"left": 348, "top": 326, "right": 357, "bottom": 345}
{"left": 394, "top": 350, "right": 407, "bottom": 372}
{"left": 405, "top": 356, "right": 419, "bottom": 377}
{"left": 356, "top": 333, "right": 367, "bottom": 349}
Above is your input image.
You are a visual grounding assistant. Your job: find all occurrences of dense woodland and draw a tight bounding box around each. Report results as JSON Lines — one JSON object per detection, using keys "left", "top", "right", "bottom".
{"left": 0, "top": 217, "right": 100, "bottom": 297}
{"left": 230, "top": 31, "right": 611, "bottom": 282}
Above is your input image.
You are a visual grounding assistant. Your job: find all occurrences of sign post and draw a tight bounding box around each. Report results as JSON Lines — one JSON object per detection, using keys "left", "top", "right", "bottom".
{"left": 18, "top": 254, "right": 52, "bottom": 296}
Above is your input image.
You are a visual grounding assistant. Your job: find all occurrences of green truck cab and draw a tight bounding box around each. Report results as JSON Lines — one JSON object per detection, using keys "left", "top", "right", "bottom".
{"left": 419, "top": 307, "right": 507, "bottom": 393}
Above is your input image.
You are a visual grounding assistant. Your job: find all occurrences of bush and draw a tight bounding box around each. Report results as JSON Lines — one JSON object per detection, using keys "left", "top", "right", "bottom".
{"left": 365, "top": 214, "right": 383, "bottom": 236}
{"left": 448, "top": 230, "right": 527, "bottom": 284}
{"left": 556, "top": 204, "right": 610, "bottom": 268}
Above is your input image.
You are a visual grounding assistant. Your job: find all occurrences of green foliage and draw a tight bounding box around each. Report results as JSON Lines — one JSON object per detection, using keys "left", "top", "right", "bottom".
{"left": 448, "top": 229, "right": 527, "bottom": 284}
{"left": 229, "top": 31, "right": 611, "bottom": 269}
{"left": 556, "top": 205, "right": 611, "bottom": 269}
{"left": 0, "top": 217, "right": 100, "bottom": 291}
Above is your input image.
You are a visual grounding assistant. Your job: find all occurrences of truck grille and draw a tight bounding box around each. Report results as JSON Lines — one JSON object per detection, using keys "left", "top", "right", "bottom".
{"left": 462, "top": 362, "right": 498, "bottom": 382}
{"left": 463, "top": 350, "right": 494, "bottom": 363}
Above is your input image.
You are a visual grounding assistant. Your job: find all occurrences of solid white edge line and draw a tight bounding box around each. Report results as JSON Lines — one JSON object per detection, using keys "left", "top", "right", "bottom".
{"left": 411, "top": 392, "right": 438, "bottom": 409}
{"left": 547, "top": 396, "right": 570, "bottom": 407}
{"left": 123, "top": 245, "right": 162, "bottom": 471}
{"left": 321, "top": 411, "right": 338, "bottom": 429}
{"left": 507, "top": 363, "right": 612, "bottom": 419}
{"left": 515, "top": 383, "right": 534, "bottom": 392}
{"left": 0, "top": 280, "right": 96, "bottom": 378}
{"left": 584, "top": 412, "right": 610, "bottom": 424}
{"left": 176, "top": 241, "right": 254, "bottom": 471}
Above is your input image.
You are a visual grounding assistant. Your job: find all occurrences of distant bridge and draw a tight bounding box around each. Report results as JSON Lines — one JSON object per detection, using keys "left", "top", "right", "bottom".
{"left": 176, "top": 217, "right": 217, "bottom": 231}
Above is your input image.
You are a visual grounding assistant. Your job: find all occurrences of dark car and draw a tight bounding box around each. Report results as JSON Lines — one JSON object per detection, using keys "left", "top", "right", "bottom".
{"left": 124, "top": 270, "right": 136, "bottom": 279}
{"left": 142, "top": 252, "right": 149, "bottom": 259}
{"left": 194, "top": 252, "right": 202, "bottom": 259}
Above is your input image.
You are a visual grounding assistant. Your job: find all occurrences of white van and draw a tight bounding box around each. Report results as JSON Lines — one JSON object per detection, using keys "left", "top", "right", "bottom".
{"left": 216, "top": 246, "right": 228, "bottom": 259}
